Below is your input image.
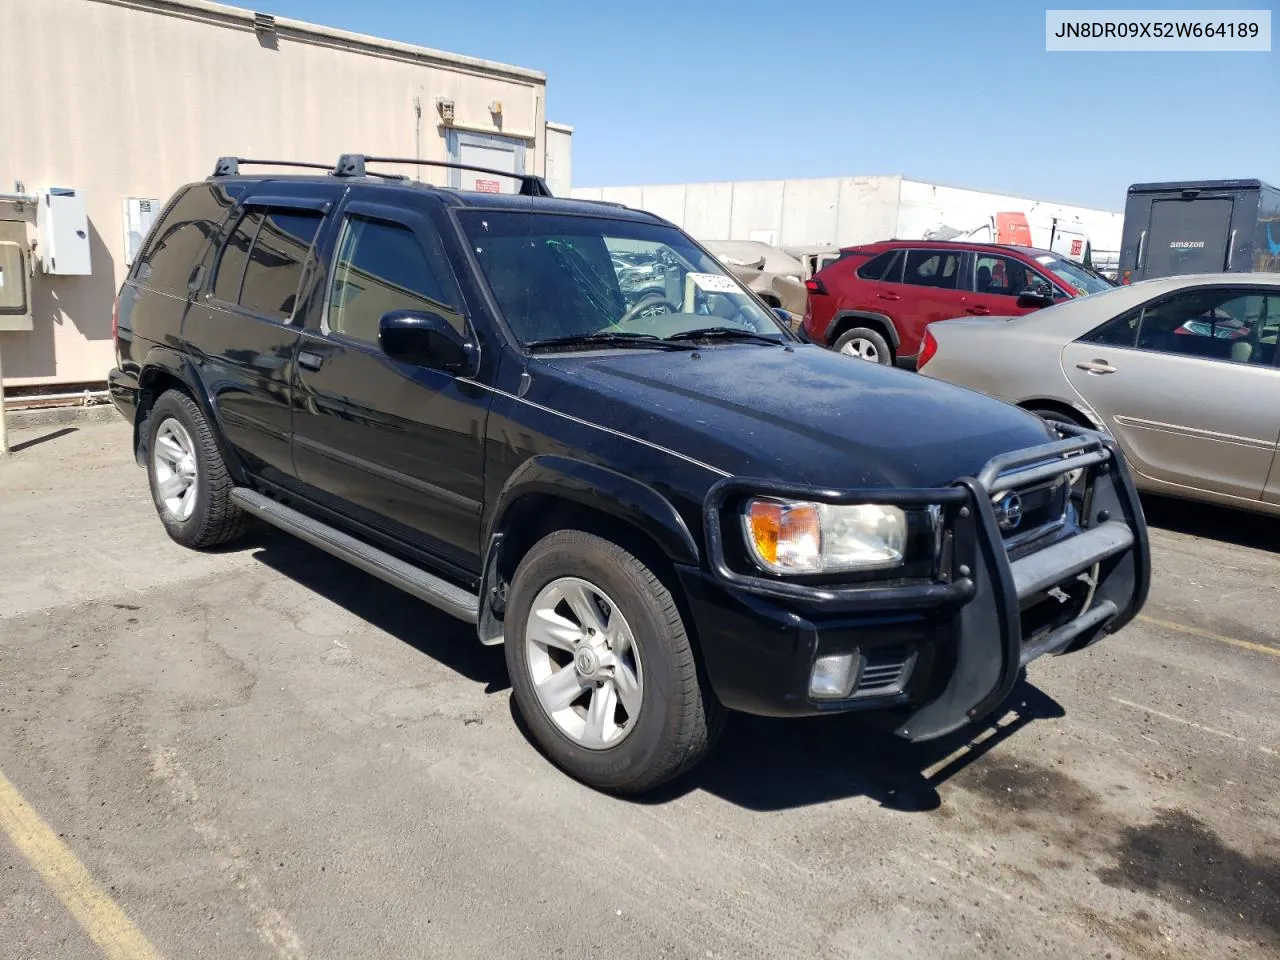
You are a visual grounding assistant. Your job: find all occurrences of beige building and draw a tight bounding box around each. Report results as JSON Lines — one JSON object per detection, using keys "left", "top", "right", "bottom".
{"left": 0, "top": 0, "right": 569, "bottom": 391}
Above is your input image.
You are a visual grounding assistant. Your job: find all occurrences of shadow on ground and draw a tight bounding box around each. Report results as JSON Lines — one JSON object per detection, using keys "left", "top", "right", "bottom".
{"left": 245, "top": 527, "right": 1067, "bottom": 813}
{"left": 1141, "top": 492, "right": 1280, "bottom": 553}
{"left": 248, "top": 529, "right": 508, "bottom": 692}
{"left": 7, "top": 426, "right": 78, "bottom": 452}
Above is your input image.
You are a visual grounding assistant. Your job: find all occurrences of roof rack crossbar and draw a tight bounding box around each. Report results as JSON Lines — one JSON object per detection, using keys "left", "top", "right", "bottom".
{"left": 213, "top": 157, "right": 334, "bottom": 177}
{"left": 332, "top": 154, "right": 553, "bottom": 197}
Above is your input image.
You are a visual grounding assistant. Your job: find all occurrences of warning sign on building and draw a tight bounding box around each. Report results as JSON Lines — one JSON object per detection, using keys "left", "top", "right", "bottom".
{"left": 474, "top": 179, "right": 501, "bottom": 194}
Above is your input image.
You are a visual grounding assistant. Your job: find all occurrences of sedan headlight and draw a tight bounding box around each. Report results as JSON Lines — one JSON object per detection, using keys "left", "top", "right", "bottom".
{"left": 742, "top": 498, "right": 907, "bottom": 574}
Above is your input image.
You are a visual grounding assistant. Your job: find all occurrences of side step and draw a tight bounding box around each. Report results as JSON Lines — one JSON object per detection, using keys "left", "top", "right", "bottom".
{"left": 231, "top": 488, "right": 480, "bottom": 624}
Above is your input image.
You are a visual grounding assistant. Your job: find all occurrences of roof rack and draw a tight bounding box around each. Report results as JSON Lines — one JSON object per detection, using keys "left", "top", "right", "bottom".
{"left": 212, "top": 157, "right": 333, "bottom": 177}
{"left": 332, "top": 154, "right": 553, "bottom": 197}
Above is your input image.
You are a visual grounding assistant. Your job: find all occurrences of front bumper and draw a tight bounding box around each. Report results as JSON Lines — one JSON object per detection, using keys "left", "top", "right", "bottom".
{"left": 686, "top": 426, "right": 1149, "bottom": 742}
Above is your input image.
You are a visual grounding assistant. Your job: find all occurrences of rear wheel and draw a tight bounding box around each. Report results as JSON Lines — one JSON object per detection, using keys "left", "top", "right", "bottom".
{"left": 145, "top": 390, "right": 250, "bottom": 549}
{"left": 505, "top": 529, "right": 720, "bottom": 794}
{"left": 833, "top": 327, "right": 892, "bottom": 365}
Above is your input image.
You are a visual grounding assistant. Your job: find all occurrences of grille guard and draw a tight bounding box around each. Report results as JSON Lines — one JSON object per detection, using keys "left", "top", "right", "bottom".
{"left": 702, "top": 424, "right": 1150, "bottom": 741}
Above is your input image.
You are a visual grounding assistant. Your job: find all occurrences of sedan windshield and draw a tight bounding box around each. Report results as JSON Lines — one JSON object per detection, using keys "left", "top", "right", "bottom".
{"left": 1036, "top": 255, "right": 1115, "bottom": 296}
{"left": 456, "top": 210, "right": 787, "bottom": 347}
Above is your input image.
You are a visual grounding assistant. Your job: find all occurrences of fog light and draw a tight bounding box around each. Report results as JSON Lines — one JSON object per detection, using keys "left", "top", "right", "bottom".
{"left": 809, "top": 652, "right": 860, "bottom": 700}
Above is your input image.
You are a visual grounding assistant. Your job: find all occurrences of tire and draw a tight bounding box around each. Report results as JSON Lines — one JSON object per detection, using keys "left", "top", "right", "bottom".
{"left": 505, "top": 529, "right": 721, "bottom": 794}
{"left": 833, "top": 326, "right": 892, "bottom": 365}
{"left": 145, "top": 389, "right": 250, "bottom": 549}
{"left": 1029, "top": 407, "right": 1090, "bottom": 500}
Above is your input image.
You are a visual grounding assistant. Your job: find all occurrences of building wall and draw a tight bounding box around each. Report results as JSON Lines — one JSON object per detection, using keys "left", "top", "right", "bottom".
{"left": 573, "top": 175, "right": 1121, "bottom": 254}
{"left": 0, "top": 0, "right": 549, "bottom": 388}
{"left": 544, "top": 122, "right": 573, "bottom": 199}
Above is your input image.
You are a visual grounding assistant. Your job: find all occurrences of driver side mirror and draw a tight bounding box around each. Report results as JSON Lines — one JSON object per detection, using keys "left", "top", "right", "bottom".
{"left": 1016, "top": 285, "right": 1056, "bottom": 309}
{"left": 379, "top": 310, "right": 476, "bottom": 374}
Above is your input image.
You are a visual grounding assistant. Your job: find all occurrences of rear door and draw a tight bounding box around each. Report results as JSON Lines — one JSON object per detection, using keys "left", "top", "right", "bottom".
{"left": 1061, "top": 286, "right": 1280, "bottom": 501}
{"left": 290, "top": 188, "right": 489, "bottom": 574}
{"left": 1144, "top": 197, "right": 1234, "bottom": 278}
{"left": 183, "top": 190, "right": 330, "bottom": 484}
{"left": 892, "top": 248, "right": 966, "bottom": 354}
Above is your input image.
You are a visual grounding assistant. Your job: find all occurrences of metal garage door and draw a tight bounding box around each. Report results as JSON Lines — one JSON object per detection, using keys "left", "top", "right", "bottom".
{"left": 446, "top": 131, "right": 526, "bottom": 194}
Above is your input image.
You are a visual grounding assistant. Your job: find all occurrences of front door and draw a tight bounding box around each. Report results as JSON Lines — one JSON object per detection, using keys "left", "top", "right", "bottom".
{"left": 290, "top": 192, "right": 489, "bottom": 574}
{"left": 962, "top": 252, "right": 1061, "bottom": 318}
{"left": 183, "top": 196, "right": 328, "bottom": 484}
{"left": 1062, "top": 286, "right": 1280, "bottom": 501}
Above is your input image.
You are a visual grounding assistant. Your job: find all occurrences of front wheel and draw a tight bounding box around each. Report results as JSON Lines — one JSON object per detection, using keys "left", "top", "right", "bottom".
{"left": 505, "top": 530, "right": 721, "bottom": 794}
{"left": 833, "top": 327, "right": 892, "bottom": 365}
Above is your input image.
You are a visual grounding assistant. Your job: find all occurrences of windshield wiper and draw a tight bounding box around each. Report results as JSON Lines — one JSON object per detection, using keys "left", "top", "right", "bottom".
{"left": 525, "top": 331, "right": 695, "bottom": 351}
{"left": 665, "top": 327, "right": 786, "bottom": 345}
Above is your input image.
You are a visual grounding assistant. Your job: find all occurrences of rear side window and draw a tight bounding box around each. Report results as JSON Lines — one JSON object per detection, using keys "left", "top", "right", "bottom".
{"left": 134, "top": 185, "right": 231, "bottom": 296}
{"left": 856, "top": 250, "right": 902, "bottom": 281}
{"left": 211, "top": 209, "right": 264, "bottom": 304}
{"left": 238, "top": 209, "right": 324, "bottom": 320}
{"left": 903, "top": 250, "right": 960, "bottom": 289}
{"left": 326, "top": 216, "right": 463, "bottom": 344}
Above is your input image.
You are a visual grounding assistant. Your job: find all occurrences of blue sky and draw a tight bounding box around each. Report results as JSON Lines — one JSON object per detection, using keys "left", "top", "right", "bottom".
{"left": 255, "top": 0, "right": 1277, "bottom": 210}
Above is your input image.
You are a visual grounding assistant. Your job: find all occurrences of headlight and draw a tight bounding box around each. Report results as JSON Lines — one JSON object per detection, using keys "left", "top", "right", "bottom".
{"left": 742, "top": 498, "right": 907, "bottom": 574}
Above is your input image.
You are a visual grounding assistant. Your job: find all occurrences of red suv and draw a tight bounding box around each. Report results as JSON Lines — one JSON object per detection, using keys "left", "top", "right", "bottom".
{"left": 801, "top": 240, "right": 1115, "bottom": 367}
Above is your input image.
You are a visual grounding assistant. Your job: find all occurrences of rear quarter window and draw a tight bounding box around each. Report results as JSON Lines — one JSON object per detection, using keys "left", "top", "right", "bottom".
{"left": 133, "top": 184, "right": 241, "bottom": 296}
{"left": 856, "top": 250, "right": 901, "bottom": 281}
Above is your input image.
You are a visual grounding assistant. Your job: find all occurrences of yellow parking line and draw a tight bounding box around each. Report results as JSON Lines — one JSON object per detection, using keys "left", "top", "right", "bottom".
{"left": 0, "top": 766, "right": 161, "bottom": 960}
{"left": 1137, "top": 613, "right": 1280, "bottom": 657}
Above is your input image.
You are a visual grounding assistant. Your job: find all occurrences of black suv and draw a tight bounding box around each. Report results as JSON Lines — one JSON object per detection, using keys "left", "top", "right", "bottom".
{"left": 109, "top": 155, "right": 1150, "bottom": 794}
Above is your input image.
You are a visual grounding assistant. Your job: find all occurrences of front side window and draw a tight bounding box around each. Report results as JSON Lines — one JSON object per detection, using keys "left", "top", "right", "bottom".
{"left": 973, "top": 254, "right": 1045, "bottom": 297}
{"left": 326, "top": 216, "right": 463, "bottom": 345}
{"left": 456, "top": 211, "right": 785, "bottom": 346}
{"left": 903, "top": 250, "right": 960, "bottom": 290}
{"left": 1084, "top": 289, "right": 1279, "bottom": 366}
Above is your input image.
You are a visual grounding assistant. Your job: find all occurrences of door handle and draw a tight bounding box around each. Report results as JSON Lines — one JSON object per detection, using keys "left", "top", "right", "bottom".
{"left": 1076, "top": 359, "right": 1116, "bottom": 374}
{"left": 297, "top": 350, "right": 325, "bottom": 372}
{"left": 877, "top": 292, "right": 901, "bottom": 301}
{"left": 965, "top": 305, "right": 990, "bottom": 315}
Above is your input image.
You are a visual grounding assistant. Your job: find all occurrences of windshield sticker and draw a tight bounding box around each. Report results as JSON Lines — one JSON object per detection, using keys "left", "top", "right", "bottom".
{"left": 688, "top": 272, "right": 741, "bottom": 294}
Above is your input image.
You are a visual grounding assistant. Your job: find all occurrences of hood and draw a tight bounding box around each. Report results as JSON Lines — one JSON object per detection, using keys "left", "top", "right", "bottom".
{"left": 527, "top": 344, "right": 1053, "bottom": 490}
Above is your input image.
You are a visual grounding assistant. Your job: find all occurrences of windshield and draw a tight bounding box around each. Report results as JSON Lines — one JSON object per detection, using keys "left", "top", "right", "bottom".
{"left": 1035, "top": 255, "right": 1115, "bottom": 296}
{"left": 456, "top": 211, "right": 787, "bottom": 346}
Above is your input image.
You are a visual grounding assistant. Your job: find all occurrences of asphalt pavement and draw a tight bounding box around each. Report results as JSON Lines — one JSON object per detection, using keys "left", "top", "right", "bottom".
{"left": 1, "top": 419, "right": 1277, "bottom": 960}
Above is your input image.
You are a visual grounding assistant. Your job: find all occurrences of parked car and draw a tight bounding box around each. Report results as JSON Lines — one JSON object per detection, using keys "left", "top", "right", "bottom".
{"left": 702, "top": 240, "right": 808, "bottom": 315}
{"left": 801, "top": 239, "right": 1116, "bottom": 367}
{"left": 108, "top": 155, "right": 1149, "bottom": 794}
{"left": 918, "top": 273, "right": 1280, "bottom": 517}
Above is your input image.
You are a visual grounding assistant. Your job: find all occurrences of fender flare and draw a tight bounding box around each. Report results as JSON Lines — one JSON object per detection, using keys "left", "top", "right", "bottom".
{"left": 829, "top": 310, "right": 900, "bottom": 348}
{"left": 484, "top": 455, "right": 700, "bottom": 566}
{"left": 136, "top": 349, "right": 248, "bottom": 485}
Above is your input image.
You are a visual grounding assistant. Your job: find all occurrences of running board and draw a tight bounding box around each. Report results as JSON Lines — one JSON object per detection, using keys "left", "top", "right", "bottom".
{"left": 231, "top": 488, "right": 480, "bottom": 624}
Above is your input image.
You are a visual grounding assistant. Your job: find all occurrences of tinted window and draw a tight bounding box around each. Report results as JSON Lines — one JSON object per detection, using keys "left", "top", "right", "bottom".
{"left": 238, "top": 209, "right": 323, "bottom": 321}
{"left": 856, "top": 250, "right": 901, "bottom": 281}
{"left": 457, "top": 211, "right": 784, "bottom": 345}
{"left": 211, "top": 209, "right": 263, "bottom": 303}
{"left": 1086, "top": 289, "right": 1280, "bottom": 366}
{"left": 973, "top": 254, "right": 1044, "bottom": 297}
{"left": 327, "top": 217, "right": 462, "bottom": 344}
{"left": 134, "top": 185, "right": 233, "bottom": 296}
{"left": 903, "top": 250, "right": 960, "bottom": 289}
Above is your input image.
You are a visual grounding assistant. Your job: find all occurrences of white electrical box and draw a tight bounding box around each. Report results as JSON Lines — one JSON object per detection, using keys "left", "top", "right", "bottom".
{"left": 38, "top": 187, "right": 92, "bottom": 275}
{"left": 122, "top": 197, "right": 159, "bottom": 266}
